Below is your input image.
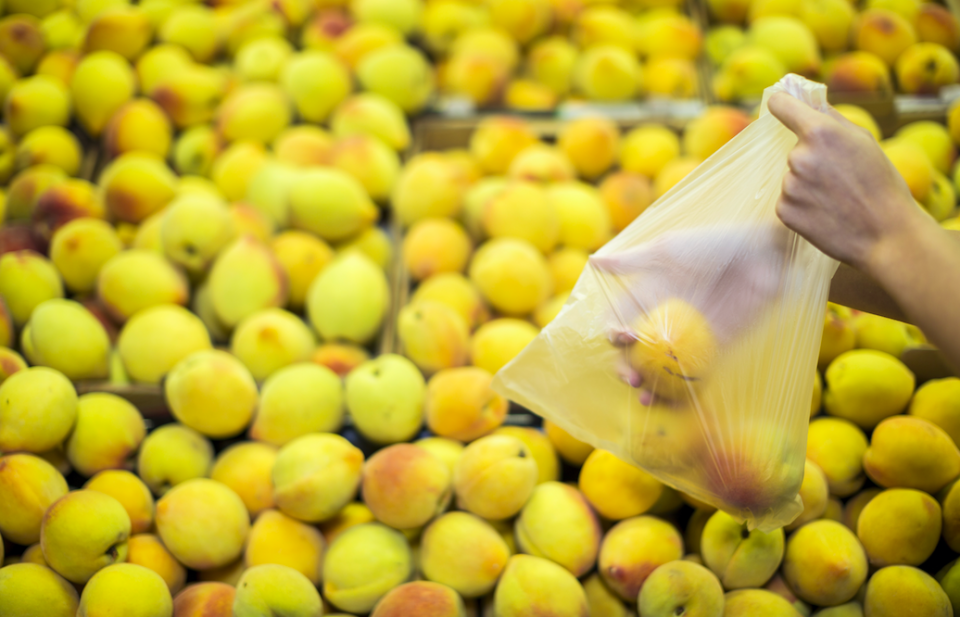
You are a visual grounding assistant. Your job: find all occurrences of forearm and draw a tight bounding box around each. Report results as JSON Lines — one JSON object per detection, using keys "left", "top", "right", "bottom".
{"left": 829, "top": 263, "right": 908, "bottom": 323}
{"left": 865, "top": 217, "right": 960, "bottom": 372}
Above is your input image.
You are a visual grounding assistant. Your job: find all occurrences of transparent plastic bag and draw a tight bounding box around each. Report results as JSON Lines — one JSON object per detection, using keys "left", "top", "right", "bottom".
{"left": 492, "top": 75, "right": 840, "bottom": 531}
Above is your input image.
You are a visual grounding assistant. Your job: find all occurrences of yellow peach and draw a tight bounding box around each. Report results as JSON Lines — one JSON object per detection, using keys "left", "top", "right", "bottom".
{"left": 398, "top": 300, "right": 471, "bottom": 375}
{"left": 421, "top": 512, "right": 510, "bottom": 598}
{"left": 863, "top": 566, "right": 951, "bottom": 617}
{"left": 0, "top": 367, "right": 77, "bottom": 454}
{"left": 363, "top": 443, "right": 452, "bottom": 530}
{"left": 515, "top": 481, "right": 602, "bottom": 577}
{"left": 344, "top": 354, "right": 425, "bottom": 445}
{"left": 411, "top": 273, "right": 490, "bottom": 331}
{"left": 469, "top": 116, "right": 538, "bottom": 175}
{"left": 682, "top": 106, "right": 752, "bottom": 160}
{"left": 857, "top": 488, "right": 940, "bottom": 566}
{"left": 322, "top": 523, "right": 413, "bottom": 613}
{"left": 910, "top": 377, "right": 960, "bottom": 447}
{"left": 232, "top": 563, "right": 323, "bottom": 617}
{"left": 573, "top": 45, "right": 642, "bottom": 102}
{"left": 620, "top": 124, "right": 681, "bottom": 179}
{"left": 494, "top": 554, "right": 589, "bottom": 617}
{"left": 155, "top": 479, "right": 250, "bottom": 571}
{"left": 0, "top": 453, "right": 69, "bottom": 545}
{"left": 492, "top": 426, "right": 559, "bottom": 484}
{"left": 782, "top": 519, "right": 868, "bottom": 606}
{"left": 701, "top": 509, "right": 783, "bottom": 589}
{"left": 251, "top": 363, "right": 344, "bottom": 446}
{"left": 98, "top": 153, "right": 178, "bottom": 224}
{"left": 638, "top": 561, "right": 725, "bottom": 617}
{"left": 548, "top": 181, "right": 612, "bottom": 251}
{"left": 864, "top": 415, "right": 960, "bottom": 492}
{"left": 371, "top": 580, "right": 466, "bottom": 617}
{"left": 41, "top": 490, "right": 131, "bottom": 584}
{"left": 245, "top": 509, "right": 325, "bottom": 585}
{"left": 165, "top": 350, "right": 258, "bottom": 439}
{"left": 97, "top": 250, "right": 189, "bottom": 323}
{"left": 391, "top": 154, "right": 465, "bottom": 227}
{"left": 0, "top": 562, "right": 79, "bottom": 616}
{"left": 598, "top": 172, "right": 654, "bottom": 233}
{"left": 806, "top": 417, "right": 868, "bottom": 497}
{"left": 0, "top": 250, "right": 64, "bottom": 327}
{"left": 319, "top": 502, "right": 376, "bottom": 546}
{"left": 117, "top": 304, "right": 212, "bottom": 385}
{"left": 469, "top": 238, "right": 552, "bottom": 317}
{"left": 77, "top": 562, "right": 173, "bottom": 616}
{"left": 137, "top": 424, "right": 214, "bottom": 496}
{"left": 306, "top": 252, "right": 389, "bottom": 345}
{"left": 855, "top": 8, "right": 917, "bottom": 66}
{"left": 599, "top": 516, "right": 684, "bottom": 601}
{"left": 579, "top": 449, "right": 663, "bottom": 520}
{"left": 824, "top": 350, "right": 915, "bottom": 429}
{"left": 230, "top": 308, "right": 316, "bottom": 382}
{"left": 453, "top": 435, "right": 537, "bottom": 521}
{"left": 414, "top": 438, "right": 464, "bottom": 477}
{"left": 50, "top": 218, "right": 123, "bottom": 295}
{"left": 84, "top": 470, "right": 154, "bottom": 535}
{"left": 785, "top": 459, "right": 829, "bottom": 530}
{"left": 208, "top": 236, "right": 288, "bottom": 329}
{"left": 27, "top": 298, "right": 110, "bottom": 381}
{"left": 425, "top": 367, "right": 508, "bottom": 442}
{"left": 312, "top": 343, "right": 370, "bottom": 378}
{"left": 544, "top": 420, "right": 594, "bottom": 465}
{"left": 210, "top": 442, "right": 277, "bottom": 517}
{"left": 172, "top": 582, "right": 236, "bottom": 616}
{"left": 403, "top": 218, "right": 473, "bottom": 281}
{"left": 65, "top": 393, "right": 144, "bottom": 478}
{"left": 332, "top": 134, "right": 401, "bottom": 203}
{"left": 126, "top": 533, "right": 187, "bottom": 595}
{"left": 330, "top": 92, "right": 410, "bottom": 151}
{"left": 723, "top": 589, "right": 805, "bottom": 616}
{"left": 272, "top": 433, "right": 364, "bottom": 523}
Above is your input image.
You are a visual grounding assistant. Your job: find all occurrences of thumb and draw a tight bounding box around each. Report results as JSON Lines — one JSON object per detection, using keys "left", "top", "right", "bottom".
{"left": 767, "top": 91, "right": 824, "bottom": 139}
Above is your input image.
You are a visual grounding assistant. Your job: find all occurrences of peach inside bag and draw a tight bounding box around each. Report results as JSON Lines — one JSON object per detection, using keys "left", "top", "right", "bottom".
{"left": 493, "top": 75, "right": 840, "bottom": 532}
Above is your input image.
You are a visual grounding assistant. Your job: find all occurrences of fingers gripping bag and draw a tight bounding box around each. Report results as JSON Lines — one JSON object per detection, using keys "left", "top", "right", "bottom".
{"left": 492, "top": 75, "right": 839, "bottom": 531}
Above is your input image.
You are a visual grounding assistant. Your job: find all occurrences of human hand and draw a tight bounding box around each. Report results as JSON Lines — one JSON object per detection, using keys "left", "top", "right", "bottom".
{"left": 591, "top": 223, "right": 791, "bottom": 401}
{"left": 766, "top": 92, "right": 927, "bottom": 274}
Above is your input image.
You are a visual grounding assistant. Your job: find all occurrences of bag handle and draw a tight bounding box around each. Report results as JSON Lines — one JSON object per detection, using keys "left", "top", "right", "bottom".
{"left": 759, "top": 73, "right": 830, "bottom": 117}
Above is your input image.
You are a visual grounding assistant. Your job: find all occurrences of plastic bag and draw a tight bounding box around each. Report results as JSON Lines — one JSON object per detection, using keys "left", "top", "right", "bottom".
{"left": 492, "top": 75, "right": 840, "bottom": 531}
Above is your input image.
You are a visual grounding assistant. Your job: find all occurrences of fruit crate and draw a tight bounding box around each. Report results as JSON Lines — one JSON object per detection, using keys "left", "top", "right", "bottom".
{"left": 691, "top": 0, "right": 960, "bottom": 134}
{"left": 423, "top": 0, "right": 715, "bottom": 119}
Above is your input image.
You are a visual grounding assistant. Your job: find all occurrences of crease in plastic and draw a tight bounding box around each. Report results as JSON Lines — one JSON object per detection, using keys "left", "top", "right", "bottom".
{"left": 492, "top": 75, "right": 840, "bottom": 532}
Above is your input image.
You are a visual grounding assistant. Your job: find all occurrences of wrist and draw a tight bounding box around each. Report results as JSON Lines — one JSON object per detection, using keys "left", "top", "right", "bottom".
{"left": 860, "top": 201, "right": 934, "bottom": 281}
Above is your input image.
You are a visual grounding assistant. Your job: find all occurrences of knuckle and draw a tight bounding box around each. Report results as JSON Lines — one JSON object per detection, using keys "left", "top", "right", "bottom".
{"left": 788, "top": 149, "right": 816, "bottom": 176}
{"left": 782, "top": 172, "right": 802, "bottom": 199}
{"left": 804, "top": 122, "right": 833, "bottom": 143}
{"left": 775, "top": 198, "right": 798, "bottom": 226}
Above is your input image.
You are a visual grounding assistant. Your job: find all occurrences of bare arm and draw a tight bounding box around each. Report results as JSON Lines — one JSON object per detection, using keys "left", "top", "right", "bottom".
{"left": 864, "top": 214, "right": 960, "bottom": 367}
{"left": 829, "top": 263, "right": 907, "bottom": 322}
{"left": 828, "top": 231, "right": 960, "bottom": 324}
{"left": 768, "top": 92, "right": 960, "bottom": 371}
